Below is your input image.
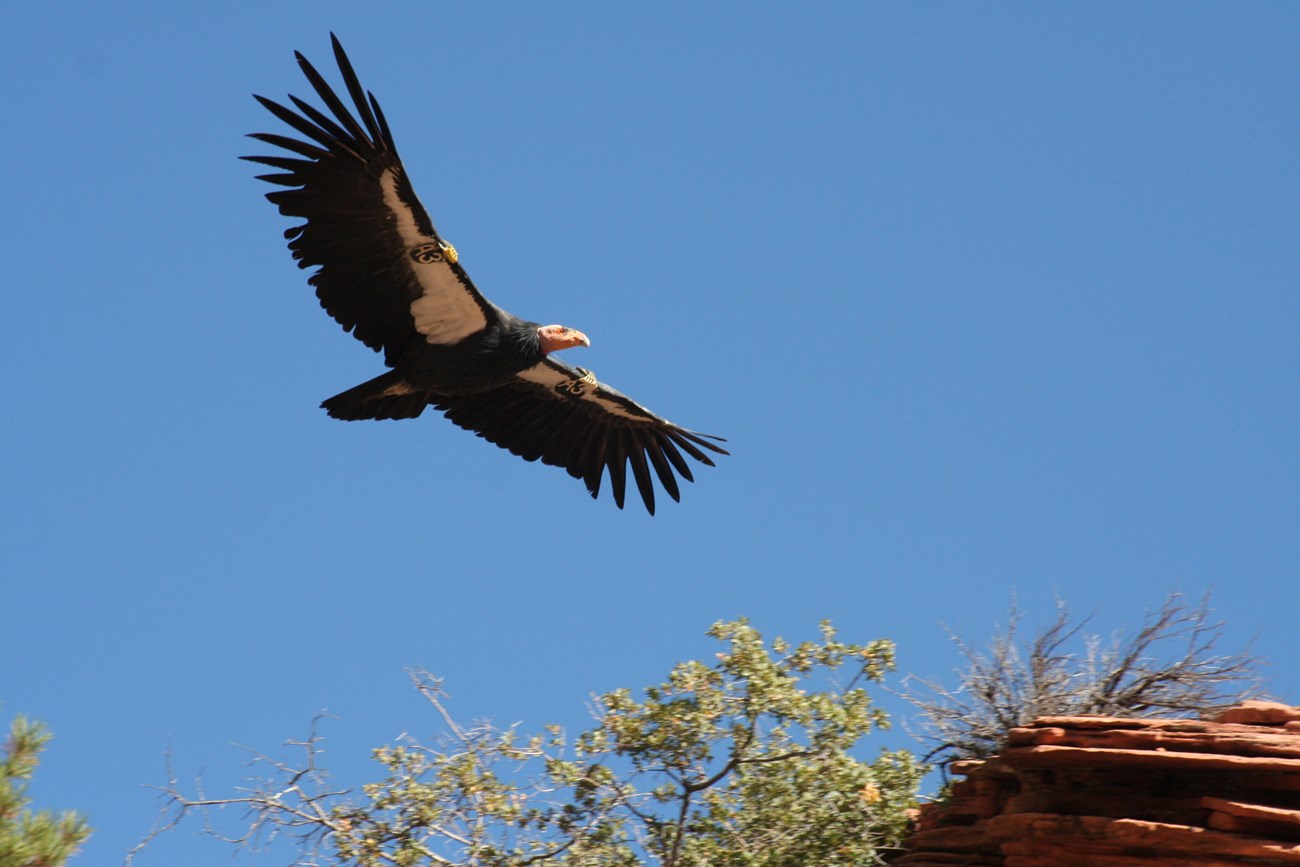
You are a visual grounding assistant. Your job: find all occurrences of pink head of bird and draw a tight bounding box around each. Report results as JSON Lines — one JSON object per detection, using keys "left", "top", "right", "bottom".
{"left": 537, "top": 324, "right": 591, "bottom": 354}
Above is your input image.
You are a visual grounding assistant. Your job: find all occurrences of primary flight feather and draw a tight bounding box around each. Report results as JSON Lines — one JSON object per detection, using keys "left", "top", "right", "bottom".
{"left": 246, "top": 35, "right": 727, "bottom": 514}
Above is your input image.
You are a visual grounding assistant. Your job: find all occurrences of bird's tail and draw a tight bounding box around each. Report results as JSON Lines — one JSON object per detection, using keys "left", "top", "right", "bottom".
{"left": 321, "top": 371, "right": 431, "bottom": 421}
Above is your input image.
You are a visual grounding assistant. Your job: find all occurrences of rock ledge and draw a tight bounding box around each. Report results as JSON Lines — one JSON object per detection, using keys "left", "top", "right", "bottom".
{"left": 898, "top": 702, "right": 1300, "bottom": 866}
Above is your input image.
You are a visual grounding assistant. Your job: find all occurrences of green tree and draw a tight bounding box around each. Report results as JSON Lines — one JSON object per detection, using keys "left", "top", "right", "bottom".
{"left": 0, "top": 715, "right": 91, "bottom": 867}
{"left": 137, "top": 620, "right": 922, "bottom": 866}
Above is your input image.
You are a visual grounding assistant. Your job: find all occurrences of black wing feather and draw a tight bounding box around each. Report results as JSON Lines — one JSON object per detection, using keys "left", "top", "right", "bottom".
{"left": 665, "top": 429, "right": 719, "bottom": 466}
{"left": 253, "top": 95, "right": 355, "bottom": 155}
{"left": 244, "top": 155, "right": 311, "bottom": 173}
{"left": 294, "top": 48, "right": 371, "bottom": 143}
{"left": 287, "top": 95, "right": 362, "bottom": 152}
{"left": 330, "top": 35, "right": 389, "bottom": 146}
{"left": 624, "top": 431, "right": 656, "bottom": 515}
{"left": 641, "top": 432, "right": 681, "bottom": 504}
{"left": 657, "top": 436, "right": 695, "bottom": 483}
{"left": 579, "top": 429, "right": 610, "bottom": 499}
{"left": 246, "top": 132, "right": 328, "bottom": 160}
{"left": 606, "top": 448, "right": 629, "bottom": 511}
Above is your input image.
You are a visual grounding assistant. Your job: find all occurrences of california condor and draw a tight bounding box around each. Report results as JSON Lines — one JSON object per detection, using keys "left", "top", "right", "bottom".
{"left": 246, "top": 35, "right": 727, "bottom": 514}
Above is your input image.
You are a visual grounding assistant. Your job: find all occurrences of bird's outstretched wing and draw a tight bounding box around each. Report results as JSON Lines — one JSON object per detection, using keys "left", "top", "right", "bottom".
{"left": 430, "top": 358, "right": 729, "bottom": 514}
{"left": 245, "top": 34, "right": 500, "bottom": 366}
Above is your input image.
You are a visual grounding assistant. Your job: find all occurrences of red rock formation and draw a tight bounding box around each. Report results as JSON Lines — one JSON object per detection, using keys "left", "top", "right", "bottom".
{"left": 898, "top": 701, "right": 1300, "bottom": 866}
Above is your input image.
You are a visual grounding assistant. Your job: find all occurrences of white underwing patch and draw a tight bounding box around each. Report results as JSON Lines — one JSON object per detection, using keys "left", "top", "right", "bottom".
{"left": 379, "top": 169, "right": 486, "bottom": 345}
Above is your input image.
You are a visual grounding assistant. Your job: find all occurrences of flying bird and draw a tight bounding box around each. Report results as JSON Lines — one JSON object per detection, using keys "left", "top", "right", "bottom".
{"left": 246, "top": 35, "right": 727, "bottom": 514}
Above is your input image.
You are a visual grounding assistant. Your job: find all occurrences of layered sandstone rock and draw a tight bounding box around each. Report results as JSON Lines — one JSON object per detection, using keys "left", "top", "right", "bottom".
{"left": 898, "top": 701, "right": 1300, "bottom": 866}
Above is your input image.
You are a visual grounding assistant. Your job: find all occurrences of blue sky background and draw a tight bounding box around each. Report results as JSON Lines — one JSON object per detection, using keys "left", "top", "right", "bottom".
{"left": 3, "top": 3, "right": 1297, "bottom": 863}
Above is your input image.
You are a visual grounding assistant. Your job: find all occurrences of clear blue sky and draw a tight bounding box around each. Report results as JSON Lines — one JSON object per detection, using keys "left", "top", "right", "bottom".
{"left": 3, "top": 4, "right": 1297, "bottom": 863}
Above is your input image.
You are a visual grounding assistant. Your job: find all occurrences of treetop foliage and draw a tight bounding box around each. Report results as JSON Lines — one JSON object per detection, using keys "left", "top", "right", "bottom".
{"left": 0, "top": 714, "right": 91, "bottom": 867}
{"left": 137, "top": 619, "right": 922, "bottom": 866}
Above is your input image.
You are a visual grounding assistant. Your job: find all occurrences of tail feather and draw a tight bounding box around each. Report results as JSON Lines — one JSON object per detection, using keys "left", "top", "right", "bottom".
{"left": 321, "top": 371, "right": 430, "bottom": 420}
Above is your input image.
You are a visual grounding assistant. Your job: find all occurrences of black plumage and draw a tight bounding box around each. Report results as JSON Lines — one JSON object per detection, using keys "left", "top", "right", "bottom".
{"left": 246, "top": 35, "right": 727, "bottom": 513}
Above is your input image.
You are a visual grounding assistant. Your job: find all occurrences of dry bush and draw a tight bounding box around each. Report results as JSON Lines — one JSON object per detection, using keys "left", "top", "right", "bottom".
{"left": 903, "top": 592, "right": 1267, "bottom": 766}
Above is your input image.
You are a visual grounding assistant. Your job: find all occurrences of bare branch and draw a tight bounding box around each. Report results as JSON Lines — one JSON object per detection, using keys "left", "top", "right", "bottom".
{"left": 127, "top": 714, "right": 353, "bottom": 867}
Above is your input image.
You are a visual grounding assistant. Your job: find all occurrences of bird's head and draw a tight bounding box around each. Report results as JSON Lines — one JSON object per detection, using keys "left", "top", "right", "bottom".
{"left": 537, "top": 324, "right": 591, "bottom": 354}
